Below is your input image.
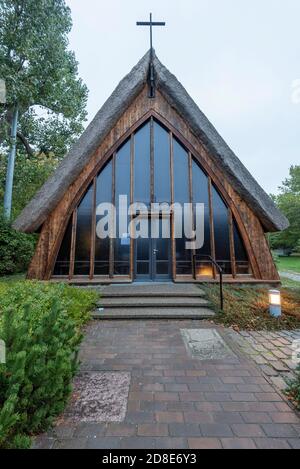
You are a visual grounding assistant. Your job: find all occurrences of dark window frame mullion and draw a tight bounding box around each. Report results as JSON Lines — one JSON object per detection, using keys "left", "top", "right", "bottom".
{"left": 228, "top": 208, "right": 237, "bottom": 278}
{"left": 69, "top": 209, "right": 77, "bottom": 280}
{"left": 208, "top": 177, "right": 216, "bottom": 279}
{"left": 89, "top": 177, "right": 97, "bottom": 280}
{"left": 109, "top": 152, "right": 116, "bottom": 278}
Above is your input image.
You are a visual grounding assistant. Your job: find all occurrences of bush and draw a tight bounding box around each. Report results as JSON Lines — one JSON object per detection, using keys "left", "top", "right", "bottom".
{"left": 0, "top": 215, "right": 36, "bottom": 275}
{"left": 0, "top": 281, "right": 97, "bottom": 327}
{"left": 0, "top": 281, "right": 97, "bottom": 448}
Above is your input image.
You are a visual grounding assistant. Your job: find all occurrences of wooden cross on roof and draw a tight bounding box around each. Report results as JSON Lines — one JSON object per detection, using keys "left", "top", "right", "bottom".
{"left": 136, "top": 13, "right": 166, "bottom": 98}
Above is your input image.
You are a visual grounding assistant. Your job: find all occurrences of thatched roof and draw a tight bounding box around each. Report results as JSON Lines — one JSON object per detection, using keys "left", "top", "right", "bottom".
{"left": 13, "top": 50, "right": 288, "bottom": 233}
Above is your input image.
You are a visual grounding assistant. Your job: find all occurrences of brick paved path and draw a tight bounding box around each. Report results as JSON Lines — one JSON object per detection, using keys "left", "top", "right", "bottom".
{"left": 34, "top": 320, "right": 300, "bottom": 450}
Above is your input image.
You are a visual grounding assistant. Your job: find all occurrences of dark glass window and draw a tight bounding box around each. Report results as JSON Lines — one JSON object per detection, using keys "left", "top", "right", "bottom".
{"left": 192, "top": 160, "right": 212, "bottom": 277}
{"left": 233, "top": 219, "right": 250, "bottom": 274}
{"left": 74, "top": 183, "right": 93, "bottom": 275}
{"left": 94, "top": 160, "right": 112, "bottom": 275}
{"left": 154, "top": 121, "right": 170, "bottom": 203}
{"left": 173, "top": 137, "right": 192, "bottom": 275}
{"left": 212, "top": 185, "right": 232, "bottom": 274}
{"left": 53, "top": 217, "right": 72, "bottom": 276}
{"left": 134, "top": 122, "right": 150, "bottom": 205}
{"left": 115, "top": 140, "right": 131, "bottom": 275}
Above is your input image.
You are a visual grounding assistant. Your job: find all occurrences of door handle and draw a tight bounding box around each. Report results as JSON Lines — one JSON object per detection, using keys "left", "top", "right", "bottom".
{"left": 153, "top": 249, "right": 158, "bottom": 254}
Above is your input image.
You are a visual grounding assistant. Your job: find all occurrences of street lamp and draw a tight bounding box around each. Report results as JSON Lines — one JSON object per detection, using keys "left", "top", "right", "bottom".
{"left": 269, "top": 290, "right": 281, "bottom": 318}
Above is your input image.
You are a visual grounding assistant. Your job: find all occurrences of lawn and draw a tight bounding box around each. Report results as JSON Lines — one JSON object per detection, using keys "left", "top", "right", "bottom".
{"left": 204, "top": 283, "right": 300, "bottom": 331}
{"left": 277, "top": 256, "right": 300, "bottom": 274}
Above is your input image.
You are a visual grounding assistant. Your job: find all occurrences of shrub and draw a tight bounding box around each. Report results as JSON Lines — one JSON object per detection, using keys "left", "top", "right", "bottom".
{"left": 0, "top": 215, "right": 36, "bottom": 275}
{"left": 0, "top": 280, "right": 97, "bottom": 448}
{"left": 0, "top": 299, "right": 81, "bottom": 448}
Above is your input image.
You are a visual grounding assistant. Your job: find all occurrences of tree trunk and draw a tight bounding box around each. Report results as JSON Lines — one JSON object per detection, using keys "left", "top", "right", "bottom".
{"left": 3, "top": 107, "right": 19, "bottom": 220}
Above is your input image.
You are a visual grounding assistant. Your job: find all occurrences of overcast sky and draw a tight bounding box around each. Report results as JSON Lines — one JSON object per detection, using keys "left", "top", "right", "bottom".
{"left": 65, "top": 0, "right": 300, "bottom": 195}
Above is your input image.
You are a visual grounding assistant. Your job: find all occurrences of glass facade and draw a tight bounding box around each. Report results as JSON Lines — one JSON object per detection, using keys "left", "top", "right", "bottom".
{"left": 53, "top": 118, "right": 250, "bottom": 280}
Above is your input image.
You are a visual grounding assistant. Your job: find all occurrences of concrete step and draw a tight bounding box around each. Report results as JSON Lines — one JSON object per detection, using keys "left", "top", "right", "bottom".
{"left": 101, "top": 291, "right": 205, "bottom": 298}
{"left": 92, "top": 307, "right": 215, "bottom": 320}
{"left": 98, "top": 297, "right": 210, "bottom": 308}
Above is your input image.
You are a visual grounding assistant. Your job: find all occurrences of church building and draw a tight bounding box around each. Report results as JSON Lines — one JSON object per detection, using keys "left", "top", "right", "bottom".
{"left": 13, "top": 49, "right": 288, "bottom": 284}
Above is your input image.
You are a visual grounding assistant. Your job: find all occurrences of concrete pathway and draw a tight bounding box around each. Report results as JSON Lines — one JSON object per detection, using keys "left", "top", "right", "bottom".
{"left": 34, "top": 320, "right": 300, "bottom": 450}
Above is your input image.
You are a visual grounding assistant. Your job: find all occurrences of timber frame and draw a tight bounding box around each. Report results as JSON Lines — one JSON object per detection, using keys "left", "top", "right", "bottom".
{"left": 27, "top": 85, "right": 280, "bottom": 284}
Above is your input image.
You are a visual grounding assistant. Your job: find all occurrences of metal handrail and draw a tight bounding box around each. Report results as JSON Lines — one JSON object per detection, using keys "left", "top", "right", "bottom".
{"left": 193, "top": 254, "right": 224, "bottom": 311}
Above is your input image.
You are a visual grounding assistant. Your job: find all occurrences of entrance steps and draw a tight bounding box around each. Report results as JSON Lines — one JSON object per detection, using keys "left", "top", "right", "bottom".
{"left": 92, "top": 283, "right": 215, "bottom": 320}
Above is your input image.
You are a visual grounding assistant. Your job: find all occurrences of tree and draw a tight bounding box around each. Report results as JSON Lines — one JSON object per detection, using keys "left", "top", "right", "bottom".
{"left": 0, "top": 0, "right": 88, "bottom": 217}
{"left": 269, "top": 166, "right": 300, "bottom": 251}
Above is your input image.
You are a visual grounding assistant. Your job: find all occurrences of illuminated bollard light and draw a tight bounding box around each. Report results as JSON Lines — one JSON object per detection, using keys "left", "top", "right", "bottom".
{"left": 269, "top": 290, "right": 281, "bottom": 318}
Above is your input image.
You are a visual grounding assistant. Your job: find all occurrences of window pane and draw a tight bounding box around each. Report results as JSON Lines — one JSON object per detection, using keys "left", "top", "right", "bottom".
{"left": 154, "top": 121, "right": 170, "bottom": 202}
{"left": 173, "top": 138, "right": 192, "bottom": 275}
{"left": 212, "top": 185, "right": 232, "bottom": 274}
{"left": 95, "top": 161, "right": 112, "bottom": 275}
{"left": 74, "top": 183, "right": 93, "bottom": 275}
{"left": 134, "top": 122, "right": 150, "bottom": 205}
{"left": 192, "top": 160, "right": 211, "bottom": 256}
{"left": 53, "top": 217, "right": 72, "bottom": 275}
{"left": 115, "top": 140, "right": 130, "bottom": 275}
{"left": 233, "top": 219, "right": 250, "bottom": 274}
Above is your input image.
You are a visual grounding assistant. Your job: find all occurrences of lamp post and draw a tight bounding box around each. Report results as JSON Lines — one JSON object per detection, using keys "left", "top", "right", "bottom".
{"left": 269, "top": 290, "right": 281, "bottom": 318}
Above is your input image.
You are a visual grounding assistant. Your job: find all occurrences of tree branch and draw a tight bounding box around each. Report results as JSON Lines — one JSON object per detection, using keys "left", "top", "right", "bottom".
{"left": 17, "top": 131, "right": 34, "bottom": 157}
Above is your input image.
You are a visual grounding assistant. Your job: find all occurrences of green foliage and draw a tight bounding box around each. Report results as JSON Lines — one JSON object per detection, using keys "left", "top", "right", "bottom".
{"left": 0, "top": 214, "right": 36, "bottom": 275}
{"left": 0, "top": 0, "right": 88, "bottom": 158}
{"left": 0, "top": 280, "right": 98, "bottom": 327}
{"left": 0, "top": 152, "right": 57, "bottom": 218}
{"left": 270, "top": 166, "right": 300, "bottom": 250}
{"left": 0, "top": 280, "right": 97, "bottom": 448}
{"left": 204, "top": 285, "right": 300, "bottom": 331}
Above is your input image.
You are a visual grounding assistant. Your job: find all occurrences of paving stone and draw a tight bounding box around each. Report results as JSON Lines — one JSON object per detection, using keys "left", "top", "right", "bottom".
{"left": 221, "top": 438, "right": 256, "bottom": 449}
{"left": 188, "top": 438, "right": 222, "bottom": 449}
{"left": 241, "top": 412, "right": 272, "bottom": 424}
{"left": 262, "top": 424, "right": 299, "bottom": 438}
{"left": 184, "top": 411, "right": 214, "bottom": 424}
{"left": 200, "top": 423, "right": 233, "bottom": 437}
{"left": 32, "top": 437, "right": 56, "bottom": 449}
{"left": 73, "top": 423, "right": 107, "bottom": 438}
{"left": 155, "top": 411, "right": 184, "bottom": 423}
{"left": 254, "top": 438, "right": 291, "bottom": 449}
{"left": 288, "top": 439, "right": 300, "bottom": 449}
{"left": 105, "top": 423, "right": 137, "bottom": 437}
{"left": 137, "top": 424, "right": 169, "bottom": 437}
{"left": 169, "top": 423, "right": 201, "bottom": 437}
{"left": 231, "top": 423, "right": 265, "bottom": 438}
{"left": 260, "top": 365, "right": 279, "bottom": 377}
{"left": 270, "top": 412, "right": 300, "bottom": 424}
{"left": 154, "top": 437, "right": 188, "bottom": 449}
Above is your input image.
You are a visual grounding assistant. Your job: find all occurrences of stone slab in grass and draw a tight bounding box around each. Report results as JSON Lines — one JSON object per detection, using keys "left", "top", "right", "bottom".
{"left": 181, "top": 329, "right": 236, "bottom": 360}
{"left": 64, "top": 372, "right": 131, "bottom": 423}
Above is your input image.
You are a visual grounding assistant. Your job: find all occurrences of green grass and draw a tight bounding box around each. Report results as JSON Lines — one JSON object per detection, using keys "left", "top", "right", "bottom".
{"left": 277, "top": 256, "right": 300, "bottom": 274}
{"left": 203, "top": 284, "right": 300, "bottom": 331}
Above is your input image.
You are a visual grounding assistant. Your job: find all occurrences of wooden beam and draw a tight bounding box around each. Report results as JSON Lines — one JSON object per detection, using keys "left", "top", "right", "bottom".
{"left": 109, "top": 153, "right": 116, "bottom": 278}
{"left": 69, "top": 209, "right": 77, "bottom": 280}
{"left": 170, "top": 131, "right": 176, "bottom": 281}
{"left": 208, "top": 177, "right": 216, "bottom": 279}
{"left": 89, "top": 177, "right": 97, "bottom": 279}
{"left": 130, "top": 134, "right": 134, "bottom": 281}
{"left": 228, "top": 208, "right": 237, "bottom": 278}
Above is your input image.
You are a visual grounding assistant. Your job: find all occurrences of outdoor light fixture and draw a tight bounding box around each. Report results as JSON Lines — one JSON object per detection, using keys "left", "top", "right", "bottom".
{"left": 269, "top": 290, "right": 282, "bottom": 318}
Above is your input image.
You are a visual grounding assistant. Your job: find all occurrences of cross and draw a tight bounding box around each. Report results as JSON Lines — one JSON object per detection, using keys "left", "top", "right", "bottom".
{"left": 136, "top": 13, "right": 166, "bottom": 53}
{"left": 137, "top": 13, "right": 165, "bottom": 98}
